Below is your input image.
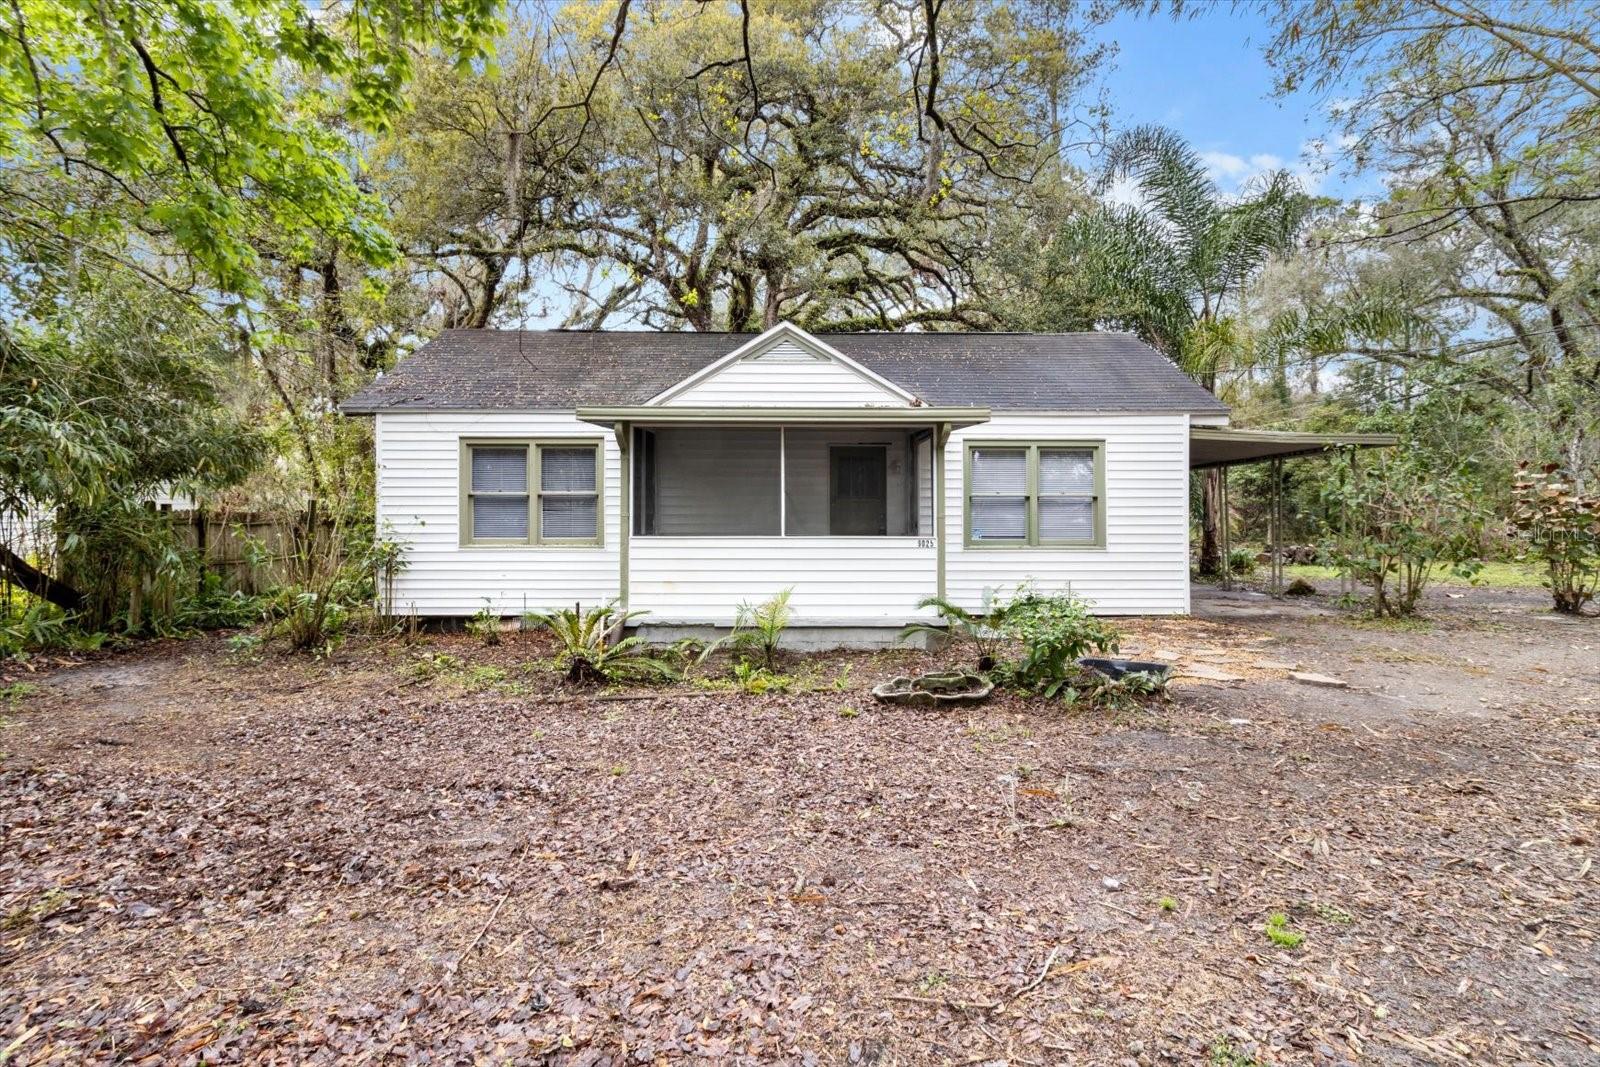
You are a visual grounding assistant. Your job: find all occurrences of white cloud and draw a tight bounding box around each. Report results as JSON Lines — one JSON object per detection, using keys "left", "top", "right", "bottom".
{"left": 1198, "top": 142, "right": 1327, "bottom": 197}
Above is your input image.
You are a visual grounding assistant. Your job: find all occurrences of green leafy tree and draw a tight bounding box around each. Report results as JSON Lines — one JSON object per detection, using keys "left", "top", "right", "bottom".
{"left": 0, "top": 0, "right": 499, "bottom": 298}
{"left": 377, "top": 0, "right": 1104, "bottom": 331}
{"left": 1263, "top": 0, "right": 1600, "bottom": 484}
{"left": 0, "top": 275, "right": 262, "bottom": 622}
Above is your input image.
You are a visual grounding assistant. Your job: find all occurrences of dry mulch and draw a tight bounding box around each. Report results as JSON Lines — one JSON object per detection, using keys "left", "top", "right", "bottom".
{"left": 1, "top": 600, "right": 1597, "bottom": 1065}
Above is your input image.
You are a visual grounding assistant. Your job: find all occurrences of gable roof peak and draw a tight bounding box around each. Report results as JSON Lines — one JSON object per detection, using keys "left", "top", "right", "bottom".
{"left": 644, "top": 321, "right": 920, "bottom": 406}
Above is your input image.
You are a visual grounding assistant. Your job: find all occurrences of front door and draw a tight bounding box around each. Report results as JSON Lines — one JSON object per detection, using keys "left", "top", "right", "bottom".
{"left": 830, "top": 446, "right": 887, "bottom": 535}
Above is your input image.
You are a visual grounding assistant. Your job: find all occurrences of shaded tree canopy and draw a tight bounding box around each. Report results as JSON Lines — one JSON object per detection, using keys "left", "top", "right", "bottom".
{"left": 377, "top": 0, "right": 1109, "bottom": 332}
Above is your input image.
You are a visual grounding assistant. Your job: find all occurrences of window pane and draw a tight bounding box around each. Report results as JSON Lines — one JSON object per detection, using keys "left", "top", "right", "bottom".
{"left": 541, "top": 496, "right": 597, "bottom": 539}
{"left": 473, "top": 495, "right": 528, "bottom": 539}
{"left": 541, "top": 447, "right": 596, "bottom": 492}
{"left": 970, "top": 448, "right": 1027, "bottom": 494}
{"left": 1039, "top": 449, "right": 1094, "bottom": 494}
{"left": 971, "top": 497, "right": 1027, "bottom": 541}
{"left": 1039, "top": 498, "right": 1094, "bottom": 541}
{"left": 471, "top": 446, "right": 527, "bottom": 493}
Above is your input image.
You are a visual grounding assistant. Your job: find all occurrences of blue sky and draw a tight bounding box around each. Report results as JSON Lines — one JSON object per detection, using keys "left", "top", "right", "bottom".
{"left": 1089, "top": 6, "right": 1364, "bottom": 199}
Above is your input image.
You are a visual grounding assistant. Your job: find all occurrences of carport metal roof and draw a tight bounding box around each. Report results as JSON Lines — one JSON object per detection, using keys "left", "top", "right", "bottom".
{"left": 1190, "top": 428, "right": 1399, "bottom": 470}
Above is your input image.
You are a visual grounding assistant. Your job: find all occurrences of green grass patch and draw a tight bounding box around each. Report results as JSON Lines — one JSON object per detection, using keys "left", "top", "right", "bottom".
{"left": 1282, "top": 560, "right": 1545, "bottom": 590}
{"left": 1263, "top": 911, "right": 1305, "bottom": 949}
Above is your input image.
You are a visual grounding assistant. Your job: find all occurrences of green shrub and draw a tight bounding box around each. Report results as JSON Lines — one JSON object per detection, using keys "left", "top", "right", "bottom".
{"left": 466, "top": 602, "right": 502, "bottom": 645}
{"left": 173, "top": 573, "right": 262, "bottom": 631}
{"left": 1320, "top": 454, "right": 1486, "bottom": 617}
{"left": 1226, "top": 547, "right": 1259, "bottom": 576}
{"left": 1510, "top": 462, "right": 1600, "bottom": 614}
{"left": 524, "top": 600, "right": 677, "bottom": 685}
{"left": 729, "top": 587, "right": 793, "bottom": 669}
{"left": 992, "top": 589, "right": 1119, "bottom": 699}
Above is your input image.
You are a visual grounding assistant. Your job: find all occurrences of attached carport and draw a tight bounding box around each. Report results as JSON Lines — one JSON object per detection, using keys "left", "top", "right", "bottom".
{"left": 1189, "top": 429, "right": 1399, "bottom": 595}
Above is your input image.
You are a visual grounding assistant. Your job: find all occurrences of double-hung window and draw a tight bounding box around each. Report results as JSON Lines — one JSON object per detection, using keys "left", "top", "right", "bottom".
{"left": 965, "top": 442, "right": 1104, "bottom": 547}
{"left": 462, "top": 440, "right": 603, "bottom": 546}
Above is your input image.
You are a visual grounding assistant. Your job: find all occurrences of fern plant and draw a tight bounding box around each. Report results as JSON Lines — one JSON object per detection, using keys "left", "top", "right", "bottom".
{"left": 728, "top": 587, "right": 793, "bottom": 669}
{"left": 523, "top": 600, "right": 677, "bottom": 685}
{"left": 900, "top": 589, "right": 1011, "bottom": 671}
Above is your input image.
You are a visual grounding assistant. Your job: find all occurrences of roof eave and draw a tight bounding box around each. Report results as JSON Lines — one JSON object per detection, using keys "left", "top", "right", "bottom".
{"left": 576, "top": 405, "right": 991, "bottom": 428}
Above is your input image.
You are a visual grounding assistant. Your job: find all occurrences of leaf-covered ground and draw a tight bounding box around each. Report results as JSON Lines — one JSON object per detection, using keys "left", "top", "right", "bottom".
{"left": 1, "top": 588, "right": 1597, "bottom": 1065}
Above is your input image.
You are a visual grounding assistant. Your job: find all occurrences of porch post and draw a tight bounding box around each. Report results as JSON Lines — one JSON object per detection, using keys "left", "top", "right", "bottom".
{"left": 934, "top": 421, "right": 950, "bottom": 601}
{"left": 616, "top": 422, "right": 630, "bottom": 610}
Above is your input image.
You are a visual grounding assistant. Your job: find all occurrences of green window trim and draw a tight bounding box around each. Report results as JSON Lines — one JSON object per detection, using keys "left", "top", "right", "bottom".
{"left": 962, "top": 440, "right": 1106, "bottom": 549}
{"left": 459, "top": 438, "right": 606, "bottom": 547}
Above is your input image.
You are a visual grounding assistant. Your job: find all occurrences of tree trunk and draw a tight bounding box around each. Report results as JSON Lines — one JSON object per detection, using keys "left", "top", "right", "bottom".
{"left": 0, "top": 543, "right": 86, "bottom": 613}
{"left": 1198, "top": 469, "right": 1223, "bottom": 577}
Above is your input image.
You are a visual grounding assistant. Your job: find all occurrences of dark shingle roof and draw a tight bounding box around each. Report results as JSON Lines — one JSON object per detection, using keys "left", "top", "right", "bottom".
{"left": 341, "top": 330, "right": 1227, "bottom": 415}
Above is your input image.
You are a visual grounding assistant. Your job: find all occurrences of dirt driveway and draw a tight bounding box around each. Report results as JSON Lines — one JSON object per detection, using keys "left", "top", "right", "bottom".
{"left": 1, "top": 588, "right": 1596, "bottom": 1065}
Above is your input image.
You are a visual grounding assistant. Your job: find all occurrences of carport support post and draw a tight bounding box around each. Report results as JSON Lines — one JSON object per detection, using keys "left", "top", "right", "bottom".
{"left": 1219, "top": 464, "right": 1232, "bottom": 592}
{"left": 1269, "top": 457, "right": 1283, "bottom": 597}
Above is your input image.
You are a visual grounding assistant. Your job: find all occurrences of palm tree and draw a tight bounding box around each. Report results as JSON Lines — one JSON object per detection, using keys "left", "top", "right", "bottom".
{"left": 1028, "top": 126, "right": 1315, "bottom": 574}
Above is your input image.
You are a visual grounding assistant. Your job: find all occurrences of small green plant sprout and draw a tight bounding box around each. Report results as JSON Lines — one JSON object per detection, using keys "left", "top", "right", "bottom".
{"left": 462, "top": 664, "right": 508, "bottom": 691}
{"left": 728, "top": 587, "right": 793, "bottom": 669}
{"left": 838, "top": 705, "right": 860, "bottom": 719}
{"left": 1209, "top": 1038, "right": 1263, "bottom": 1067}
{"left": 1312, "top": 902, "right": 1355, "bottom": 925}
{"left": 1263, "top": 912, "right": 1305, "bottom": 949}
{"left": 730, "top": 660, "right": 793, "bottom": 694}
{"left": 466, "top": 602, "right": 502, "bottom": 645}
{"left": 523, "top": 600, "right": 677, "bottom": 685}
{"left": 1158, "top": 896, "right": 1179, "bottom": 913}
{"left": 829, "top": 662, "right": 854, "bottom": 690}
{"left": 225, "top": 632, "right": 263, "bottom": 661}
{"left": 1, "top": 682, "right": 38, "bottom": 706}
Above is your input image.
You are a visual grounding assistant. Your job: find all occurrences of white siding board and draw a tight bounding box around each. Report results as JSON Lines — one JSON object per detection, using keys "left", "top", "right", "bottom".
{"left": 630, "top": 538, "right": 936, "bottom": 622}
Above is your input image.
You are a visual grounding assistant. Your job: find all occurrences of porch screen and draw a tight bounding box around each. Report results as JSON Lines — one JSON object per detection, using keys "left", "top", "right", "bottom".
{"left": 636, "top": 428, "right": 780, "bottom": 535}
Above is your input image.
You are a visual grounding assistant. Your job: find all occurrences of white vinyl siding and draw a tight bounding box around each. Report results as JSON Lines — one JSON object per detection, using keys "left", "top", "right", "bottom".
{"left": 630, "top": 538, "right": 937, "bottom": 623}
{"left": 661, "top": 339, "right": 910, "bottom": 408}
{"left": 378, "top": 413, "right": 619, "bottom": 616}
{"left": 946, "top": 415, "right": 1189, "bottom": 616}
{"left": 373, "top": 410, "right": 1191, "bottom": 619}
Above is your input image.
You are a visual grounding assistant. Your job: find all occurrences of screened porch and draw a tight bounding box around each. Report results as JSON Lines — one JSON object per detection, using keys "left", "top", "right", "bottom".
{"left": 630, "top": 425, "right": 934, "bottom": 538}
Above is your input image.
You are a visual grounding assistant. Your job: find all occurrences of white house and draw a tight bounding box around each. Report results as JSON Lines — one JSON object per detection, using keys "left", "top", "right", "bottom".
{"left": 342, "top": 323, "right": 1238, "bottom": 635}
